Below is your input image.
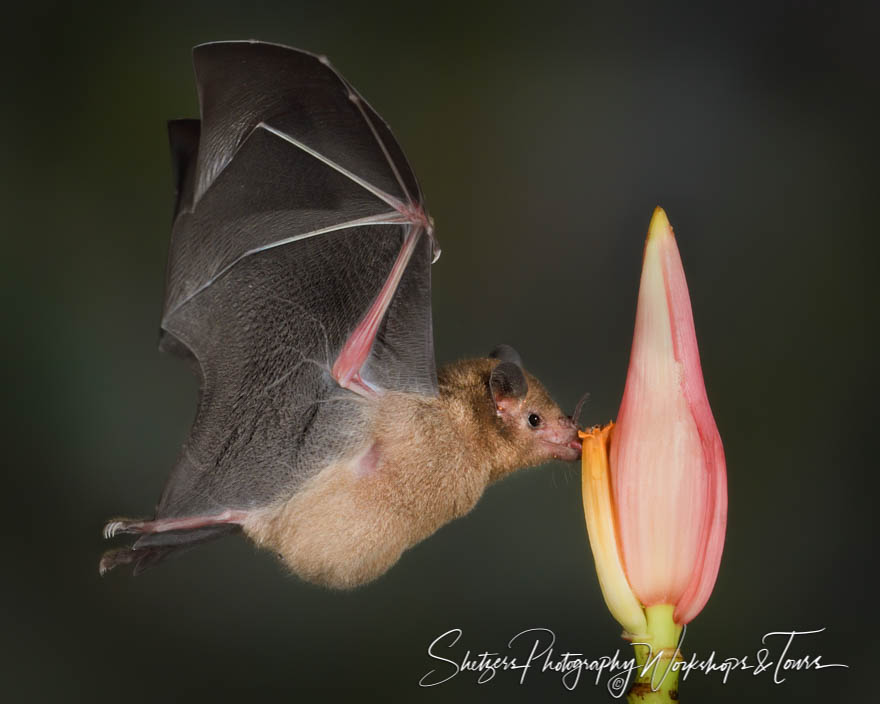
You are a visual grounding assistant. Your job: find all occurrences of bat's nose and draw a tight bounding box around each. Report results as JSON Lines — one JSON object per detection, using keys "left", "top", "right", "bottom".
{"left": 549, "top": 416, "right": 582, "bottom": 459}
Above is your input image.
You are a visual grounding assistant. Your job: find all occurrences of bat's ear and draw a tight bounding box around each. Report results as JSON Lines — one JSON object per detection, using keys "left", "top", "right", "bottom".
{"left": 489, "top": 344, "right": 523, "bottom": 368}
{"left": 490, "top": 361, "right": 529, "bottom": 404}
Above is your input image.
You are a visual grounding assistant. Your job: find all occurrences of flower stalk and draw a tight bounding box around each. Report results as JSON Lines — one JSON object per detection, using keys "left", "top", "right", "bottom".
{"left": 628, "top": 605, "right": 682, "bottom": 703}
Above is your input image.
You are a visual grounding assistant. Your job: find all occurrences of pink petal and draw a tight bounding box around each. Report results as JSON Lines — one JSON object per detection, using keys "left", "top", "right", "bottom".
{"left": 611, "top": 208, "right": 727, "bottom": 622}
{"left": 674, "top": 434, "right": 727, "bottom": 624}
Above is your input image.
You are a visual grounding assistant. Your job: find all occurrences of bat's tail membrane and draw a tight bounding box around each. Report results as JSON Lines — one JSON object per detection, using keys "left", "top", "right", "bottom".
{"left": 99, "top": 515, "right": 243, "bottom": 576}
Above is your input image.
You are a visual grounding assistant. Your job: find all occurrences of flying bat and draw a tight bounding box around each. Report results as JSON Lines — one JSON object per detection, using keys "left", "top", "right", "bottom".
{"left": 100, "top": 41, "right": 581, "bottom": 588}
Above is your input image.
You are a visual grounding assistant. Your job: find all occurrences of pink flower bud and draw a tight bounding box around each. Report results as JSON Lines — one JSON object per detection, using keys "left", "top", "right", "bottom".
{"left": 582, "top": 207, "right": 726, "bottom": 628}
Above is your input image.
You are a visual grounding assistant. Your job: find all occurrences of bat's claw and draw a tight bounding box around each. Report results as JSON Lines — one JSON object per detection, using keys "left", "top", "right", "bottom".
{"left": 102, "top": 518, "right": 146, "bottom": 539}
{"left": 98, "top": 547, "right": 138, "bottom": 576}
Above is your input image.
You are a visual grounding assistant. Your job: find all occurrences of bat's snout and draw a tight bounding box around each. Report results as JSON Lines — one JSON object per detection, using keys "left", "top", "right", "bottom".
{"left": 537, "top": 416, "right": 582, "bottom": 462}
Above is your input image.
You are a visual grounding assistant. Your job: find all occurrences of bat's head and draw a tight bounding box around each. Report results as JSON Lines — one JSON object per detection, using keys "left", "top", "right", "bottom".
{"left": 486, "top": 345, "right": 582, "bottom": 471}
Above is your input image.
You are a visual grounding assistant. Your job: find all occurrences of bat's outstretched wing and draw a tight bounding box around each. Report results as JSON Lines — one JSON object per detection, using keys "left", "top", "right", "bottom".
{"left": 150, "top": 41, "right": 438, "bottom": 521}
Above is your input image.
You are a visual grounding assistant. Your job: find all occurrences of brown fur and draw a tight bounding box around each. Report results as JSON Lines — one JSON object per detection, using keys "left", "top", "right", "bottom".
{"left": 243, "top": 358, "right": 578, "bottom": 588}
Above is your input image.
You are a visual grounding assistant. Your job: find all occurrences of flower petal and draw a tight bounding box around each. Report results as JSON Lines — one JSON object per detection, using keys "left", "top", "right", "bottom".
{"left": 581, "top": 424, "right": 648, "bottom": 637}
{"left": 673, "top": 430, "right": 727, "bottom": 624}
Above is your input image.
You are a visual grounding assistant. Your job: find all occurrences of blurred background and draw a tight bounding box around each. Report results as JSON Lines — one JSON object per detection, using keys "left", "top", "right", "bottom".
{"left": 1, "top": 1, "right": 874, "bottom": 701}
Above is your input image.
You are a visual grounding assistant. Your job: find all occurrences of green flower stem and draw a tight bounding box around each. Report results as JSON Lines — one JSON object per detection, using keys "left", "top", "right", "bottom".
{"left": 627, "top": 605, "right": 683, "bottom": 703}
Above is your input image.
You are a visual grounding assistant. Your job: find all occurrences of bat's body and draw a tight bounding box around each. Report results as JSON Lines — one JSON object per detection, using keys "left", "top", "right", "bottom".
{"left": 101, "top": 41, "right": 580, "bottom": 586}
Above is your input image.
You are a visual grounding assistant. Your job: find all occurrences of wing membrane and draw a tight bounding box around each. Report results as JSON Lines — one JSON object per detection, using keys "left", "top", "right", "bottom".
{"left": 190, "top": 41, "right": 416, "bottom": 207}
{"left": 160, "top": 224, "right": 417, "bottom": 516}
{"left": 162, "top": 124, "right": 402, "bottom": 319}
{"left": 153, "top": 41, "right": 437, "bottom": 518}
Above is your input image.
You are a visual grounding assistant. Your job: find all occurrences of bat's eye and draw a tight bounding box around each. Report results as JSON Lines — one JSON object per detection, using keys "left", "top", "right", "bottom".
{"left": 527, "top": 413, "right": 542, "bottom": 428}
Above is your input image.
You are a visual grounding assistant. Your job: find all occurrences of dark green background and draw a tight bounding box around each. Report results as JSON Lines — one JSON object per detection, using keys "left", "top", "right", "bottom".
{"left": 1, "top": 1, "right": 874, "bottom": 701}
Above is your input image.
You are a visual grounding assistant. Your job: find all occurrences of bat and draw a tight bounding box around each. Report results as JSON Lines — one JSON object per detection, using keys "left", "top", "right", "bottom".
{"left": 100, "top": 40, "right": 581, "bottom": 588}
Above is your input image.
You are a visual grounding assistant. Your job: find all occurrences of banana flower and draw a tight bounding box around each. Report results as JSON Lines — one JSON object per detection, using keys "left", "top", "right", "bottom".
{"left": 581, "top": 208, "right": 727, "bottom": 674}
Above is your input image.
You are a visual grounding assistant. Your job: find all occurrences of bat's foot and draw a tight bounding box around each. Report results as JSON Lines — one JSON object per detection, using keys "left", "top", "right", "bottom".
{"left": 102, "top": 517, "right": 147, "bottom": 539}
{"left": 99, "top": 545, "right": 184, "bottom": 576}
{"left": 98, "top": 547, "right": 137, "bottom": 575}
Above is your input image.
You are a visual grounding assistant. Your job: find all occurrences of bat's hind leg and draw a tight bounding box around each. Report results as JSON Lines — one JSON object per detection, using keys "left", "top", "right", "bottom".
{"left": 99, "top": 510, "right": 248, "bottom": 576}
{"left": 99, "top": 546, "right": 156, "bottom": 576}
{"left": 102, "top": 509, "right": 248, "bottom": 539}
{"left": 99, "top": 531, "right": 235, "bottom": 576}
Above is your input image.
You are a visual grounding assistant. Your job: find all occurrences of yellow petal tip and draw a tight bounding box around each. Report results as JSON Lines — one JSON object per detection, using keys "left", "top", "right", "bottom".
{"left": 647, "top": 206, "right": 673, "bottom": 242}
